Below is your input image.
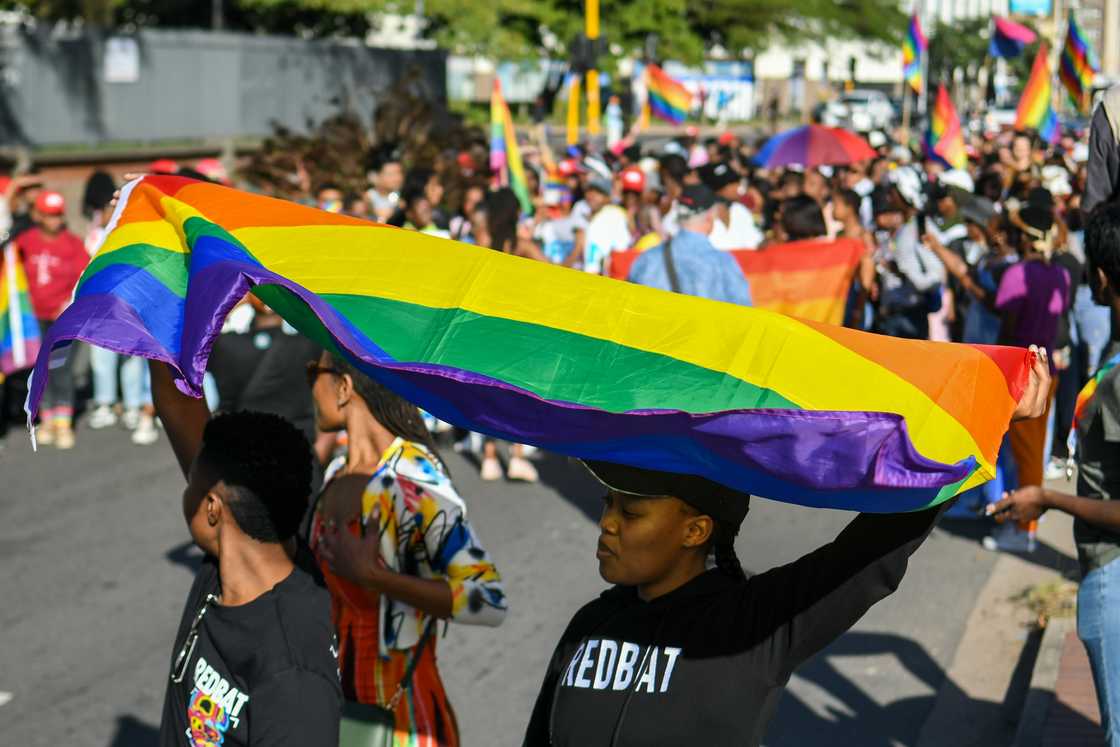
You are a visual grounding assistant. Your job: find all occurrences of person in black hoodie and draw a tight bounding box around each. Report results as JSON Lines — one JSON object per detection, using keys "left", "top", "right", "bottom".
{"left": 524, "top": 354, "right": 1052, "bottom": 747}
{"left": 149, "top": 361, "right": 341, "bottom": 746}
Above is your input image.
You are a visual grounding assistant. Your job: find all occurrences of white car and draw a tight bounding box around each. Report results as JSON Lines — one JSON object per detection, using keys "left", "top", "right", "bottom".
{"left": 819, "top": 90, "right": 895, "bottom": 132}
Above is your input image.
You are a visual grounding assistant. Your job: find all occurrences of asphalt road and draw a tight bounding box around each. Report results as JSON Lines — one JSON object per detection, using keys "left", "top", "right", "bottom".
{"left": 0, "top": 419, "right": 1006, "bottom": 746}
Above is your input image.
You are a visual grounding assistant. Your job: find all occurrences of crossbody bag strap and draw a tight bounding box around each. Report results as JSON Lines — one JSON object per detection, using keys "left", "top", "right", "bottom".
{"left": 661, "top": 236, "right": 682, "bottom": 293}
{"left": 386, "top": 617, "right": 438, "bottom": 710}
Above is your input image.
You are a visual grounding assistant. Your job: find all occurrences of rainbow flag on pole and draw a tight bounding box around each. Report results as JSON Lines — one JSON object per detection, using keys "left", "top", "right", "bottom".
{"left": 927, "top": 84, "right": 968, "bottom": 170}
{"left": 26, "top": 176, "right": 1036, "bottom": 513}
{"left": 490, "top": 79, "right": 533, "bottom": 215}
{"left": 1, "top": 242, "right": 40, "bottom": 376}
{"left": 1015, "top": 44, "right": 1061, "bottom": 144}
{"left": 1059, "top": 13, "right": 1097, "bottom": 114}
{"left": 902, "top": 13, "right": 927, "bottom": 93}
{"left": 645, "top": 64, "right": 691, "bottom": 125}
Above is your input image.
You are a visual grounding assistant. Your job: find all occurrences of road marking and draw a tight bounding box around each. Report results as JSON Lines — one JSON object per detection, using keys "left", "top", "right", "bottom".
{"left": 0, "top": 691, "right": 12, "bottom": 707}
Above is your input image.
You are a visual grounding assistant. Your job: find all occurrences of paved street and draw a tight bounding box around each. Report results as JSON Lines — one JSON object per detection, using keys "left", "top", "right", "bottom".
{"left": 0, "top": 418, "right": 1031, "bottom": 746}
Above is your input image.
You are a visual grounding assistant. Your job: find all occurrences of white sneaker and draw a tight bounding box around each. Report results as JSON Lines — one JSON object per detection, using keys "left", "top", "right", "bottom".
{"left": 982, "top": 523, "right": 1037, "bottom": 553}
{"left": 507, "top": 456, "right": 539, "bottom": 482}
{"left": 87, "top": 404, "right": 118, "bottom": 429}
{"left": 131, "top": 414, "right": 159, "bottom": 446}
{"left": 480, "top": 457, "right": 504, "bottom": 481}
{"left": 121, "top": 408, "right": 141, "bottom": 430}
{"left": 1044, "top": 458, "right": 1067, "bottom": 482}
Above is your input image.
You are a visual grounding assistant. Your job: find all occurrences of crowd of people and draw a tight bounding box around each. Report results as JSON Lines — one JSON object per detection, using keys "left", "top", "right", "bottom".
{"left": 7, "top": 97, "right": 1120, "bottom": 745}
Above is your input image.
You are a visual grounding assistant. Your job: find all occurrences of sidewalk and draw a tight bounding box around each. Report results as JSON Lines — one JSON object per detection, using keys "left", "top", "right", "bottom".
{"left": 1038, "top": 628, "right": 1106, "bottom": 746}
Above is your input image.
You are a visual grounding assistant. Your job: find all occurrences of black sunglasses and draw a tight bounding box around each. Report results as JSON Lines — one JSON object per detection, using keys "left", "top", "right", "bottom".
{"left": 305, "top": 360, "right": 341, "bottom": 387}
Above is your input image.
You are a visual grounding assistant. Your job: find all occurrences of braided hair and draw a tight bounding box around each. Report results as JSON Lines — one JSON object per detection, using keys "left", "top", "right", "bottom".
{"left": 710, "top": 520, "right": 747, "bottom": 581}
{"left": 331, "top": 354, "right": 448, "bottom": 472}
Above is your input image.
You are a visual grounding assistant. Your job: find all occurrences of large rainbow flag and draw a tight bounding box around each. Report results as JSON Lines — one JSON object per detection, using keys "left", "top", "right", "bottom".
{"left": 609, "top": 238, "right": 866, "bottom": 327}
{"left": 1, "top": 242, "right": 40, "bottom": 376}
{"left": 927, "top": 84, "right": 968, "bottom": 170}
{"left": 27, "top": 177, "right": 1034, "bottom": 513}
{"left": 645, "top": 64, "right": 691, "bottom": 125}
{"left": 1059, "top": 13, "right": 1097, "bottom": 114}
{"left": 490, "top": 79, "right": 533, "bottom": 215}
{"left": 902, "top": 14, "right": 927, "bottom": 93}
{"left": 1015, "top": 44, "right": 1060, "bottom": 144}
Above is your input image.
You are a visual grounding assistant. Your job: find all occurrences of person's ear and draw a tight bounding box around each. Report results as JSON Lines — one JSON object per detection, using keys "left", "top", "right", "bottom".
{"left": 682, "top": 514, "right": 714, "bottom": 549}
{"left": 336, "top": 373, "right": 354, "bottom": 409}
{"left": 205, "top": 492, "right": 222, "bottom": 527}
{"left": 1098, "top": 267, "right": 1111, "bottom": 297}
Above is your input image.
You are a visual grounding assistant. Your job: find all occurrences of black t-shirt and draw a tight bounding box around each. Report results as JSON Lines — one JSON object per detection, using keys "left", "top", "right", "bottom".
{"left": 159, "top": 558, "right": 341, "bottom": 746}
{"left": 208, "top": 325, "right": 321, "bottom": 443}
{"left": 524, "top": 505, "right": 945, "bottom": 746}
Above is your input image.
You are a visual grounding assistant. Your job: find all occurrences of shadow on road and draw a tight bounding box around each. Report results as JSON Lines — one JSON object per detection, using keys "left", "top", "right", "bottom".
{"left": 763, "top": 628, "right": 1102, "bottom": 747}
{"left": 106, "top": 714, "right": 158, "bottom": 746}
{"left": 535, "top": 451, "right": 604, "bottom": 523}
{"left": 165, "top": 540, "right": 204, "bottom": 574}
{"left": 938, "top": 518, "right": 1080, "bottom": 580}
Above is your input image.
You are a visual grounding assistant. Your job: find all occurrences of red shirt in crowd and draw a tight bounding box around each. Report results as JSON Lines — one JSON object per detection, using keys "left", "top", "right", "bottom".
{"left": 16, "top": 227, "right": 88, "bottom": 321}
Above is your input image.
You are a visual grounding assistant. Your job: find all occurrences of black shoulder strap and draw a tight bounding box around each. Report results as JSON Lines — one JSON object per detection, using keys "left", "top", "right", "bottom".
{"left": 399, "top": 618, "right": 437, "bottom": 690}
{"left": 661, "top": 237, "right": 681, "bottom": 293}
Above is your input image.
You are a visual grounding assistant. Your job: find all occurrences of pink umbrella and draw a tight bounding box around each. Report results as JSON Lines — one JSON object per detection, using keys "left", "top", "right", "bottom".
{"left": 754, "top": 125, "right": 878, "bottom": 169}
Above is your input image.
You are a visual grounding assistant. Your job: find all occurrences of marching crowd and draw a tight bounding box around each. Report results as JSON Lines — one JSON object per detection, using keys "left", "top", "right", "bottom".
{"left": 7, "top": 103, "right": 1120, "bottom": 745}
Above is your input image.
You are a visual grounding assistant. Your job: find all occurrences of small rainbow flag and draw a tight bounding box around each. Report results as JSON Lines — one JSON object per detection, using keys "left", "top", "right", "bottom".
{"left": 645, "top": 64, "right": 691, "bottom": 125}
{"left": 902, "top": 14, "right": 927, "bottom": 93}
{"left": 26, "top": 177, "right": 1035, "bottom": 513}
{"left": 611, "top": 237, "right": 867, "bottom": 326}
{"left": 927, "top": 84, "right": 968, "bottom": 170}
{"left": 990, "top": 16, "right": 1037, "bottom": 59}
{"left": 490, "top": 79, "right": 533, "bottom": 215}
{"left": 1060, "top": 13, "right": 1097, "bottom": 114}
{"left": 1015, "top": 44, "right": 1061, "bottom": 144}
{"left": 1, "top": 242, "right": 41, "bottom": 376}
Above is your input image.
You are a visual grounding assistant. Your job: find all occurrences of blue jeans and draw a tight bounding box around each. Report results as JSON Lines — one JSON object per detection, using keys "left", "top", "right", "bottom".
{"left": 1073, "top": 284, "right": 1111, "bottom": 376}
{"left": 90, "top": 347, "right": 150, "bottom": 410}
{"left": 1078, "top": 556, "right": 1120, "bottom": 747}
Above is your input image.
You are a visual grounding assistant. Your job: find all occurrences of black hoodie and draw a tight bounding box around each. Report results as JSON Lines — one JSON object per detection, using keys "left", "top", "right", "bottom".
{"left": 523, "top": 505, "right": 945, "bottom": 746}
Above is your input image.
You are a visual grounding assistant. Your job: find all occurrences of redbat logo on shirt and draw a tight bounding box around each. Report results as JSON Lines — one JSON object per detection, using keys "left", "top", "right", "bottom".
{"left": 562, "top": 639, "right": 683, "bottom": 693}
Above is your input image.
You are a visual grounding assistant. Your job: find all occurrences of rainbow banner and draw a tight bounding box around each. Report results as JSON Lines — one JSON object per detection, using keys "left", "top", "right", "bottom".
{"left": 490, "top": 79, "right": 533, "bottom": 215}
{"left": 990, "top": 16, "right": 1037, "bottom": 58}
{"left": 1059, "top": 13, "right": 1097, "bottom": 114}
{"left": 1015, "top": 44, "right": 1060, "bottom": 144}
{"left": 26, "top": 177, "right": 1034, "bottom": 513}
{"left": 902, "top": 14, "right": 927, "bottom": 93}
{"left": 927, "top": 85, "right": 968, "bottom": 170}
{"left": 609, "top": 238, "right": 865, "bottom": 327}
{"left": 1, "top": 242, "right": 40, "bottom": 376}
{"left": 645, "top": 64, "right": 691, "bottom": 125}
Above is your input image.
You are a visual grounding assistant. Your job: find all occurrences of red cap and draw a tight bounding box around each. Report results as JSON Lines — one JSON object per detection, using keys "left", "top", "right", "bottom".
{"left": 149, "top": 159, "right": 180, "bottom": 174}
{"left": 35, "top": 191, "right": 65, "bottom": 215}
{"left": 456, "top": 151, "right": 476, "bottom": 172}
{"left": 620, "top": 167, "right": 646, "bottom": 193}
{"left": 194, "top": 158, "right": 229, "bottom": 184}
{"left": 718, "top": 132, "right": 736, "bottom": 146}
{"left": 558, "top": 158, "right": 582, "bottom": 177}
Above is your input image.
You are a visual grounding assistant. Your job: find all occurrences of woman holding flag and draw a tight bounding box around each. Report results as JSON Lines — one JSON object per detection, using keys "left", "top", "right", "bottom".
{"left": 524, "top": 361, "right": 1051, "bottom": 746}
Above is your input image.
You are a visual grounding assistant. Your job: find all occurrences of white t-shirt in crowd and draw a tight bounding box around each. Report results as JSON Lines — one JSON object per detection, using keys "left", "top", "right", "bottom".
{"left": 709, "top": 202, "right": 763, "bottom": 250}
{"left": 582, "top": 205, "right": 632, "bottom": 274}
{"left": 535, "top": 215, "right": 581, "bottom": 264}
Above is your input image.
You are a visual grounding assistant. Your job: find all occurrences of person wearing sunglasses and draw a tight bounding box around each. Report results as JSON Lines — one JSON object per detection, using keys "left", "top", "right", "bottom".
{"left": 306, "top": 350, "right": 507, "bottom": 746}
{"left": 148, "top": 361, "right": 341, "bottom": 746}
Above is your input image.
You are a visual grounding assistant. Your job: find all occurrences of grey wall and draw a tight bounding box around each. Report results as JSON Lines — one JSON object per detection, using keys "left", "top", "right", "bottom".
{"left": 0, "top": 27, "right": 446, "bottom": 147}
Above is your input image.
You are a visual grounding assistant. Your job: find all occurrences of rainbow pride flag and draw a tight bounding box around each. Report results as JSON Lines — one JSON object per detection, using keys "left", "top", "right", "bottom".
{"left": 927, "top": 85, "right": 968, "bottom": 170}
{"left": 490, "top": 79, "right": 533, "bottom": 215}
{"left": 26, "top": 177, "right": 1034, "bottom": 513}
{"left": 610, "top": 238, "right": 865, "bottom": 327}
{"left": 902, "top": 14, "right": 927, "bottom": 93}
{"left": 1059, "top": 13, "right": 1097, "bottom": 114}
{"left": 1015, "top": 44, "right": 1060, "bottom": 144}
{"left": 1, "top": 242, "right": 40, "bottom": 376}
{"left": 645, "top": 64, "right": 691, "bottom": 125}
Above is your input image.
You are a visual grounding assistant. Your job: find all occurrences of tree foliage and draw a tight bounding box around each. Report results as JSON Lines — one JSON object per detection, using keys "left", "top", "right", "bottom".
{"left": 9, "top": 0, "right": 909, "bottom": 62}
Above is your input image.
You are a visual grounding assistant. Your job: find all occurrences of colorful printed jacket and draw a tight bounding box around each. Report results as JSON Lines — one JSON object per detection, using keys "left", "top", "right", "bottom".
{"left": 344, "top": 437, "right": 507, "bottom": 656}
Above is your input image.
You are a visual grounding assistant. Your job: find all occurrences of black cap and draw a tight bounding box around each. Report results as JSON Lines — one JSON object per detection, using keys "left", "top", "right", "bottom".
{"left": 677, "top": 183, "right": 717, "bottom": 218}
{"left": 699, "top": 161, "right": 739, "bottom": 193}
{"left": 582, "top": 460, "right": 751, "bottom": 533}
